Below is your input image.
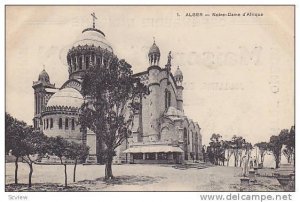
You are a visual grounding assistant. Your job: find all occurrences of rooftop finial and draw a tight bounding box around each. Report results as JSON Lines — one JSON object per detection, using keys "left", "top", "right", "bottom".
{"left": 91, "top": 12, "right": 97, "bottom": 29}
{"left": 43, "top": 64, "right": 45, "bottom": 70}
{"left": 153, "top": 36, "right": 155, "bottom": 44}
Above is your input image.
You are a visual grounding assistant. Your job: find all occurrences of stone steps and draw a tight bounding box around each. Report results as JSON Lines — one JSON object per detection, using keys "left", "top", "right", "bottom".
{"left": 172, "top": 161, "right": 214, "bottom": 170}
{"left": 274, "top": 164, "right": 295, "bottom": 177}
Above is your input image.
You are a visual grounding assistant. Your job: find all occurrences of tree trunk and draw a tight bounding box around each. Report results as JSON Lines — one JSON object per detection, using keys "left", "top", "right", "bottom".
{"left": 28, "top": 163, "right": 33, "bottom": 188}
{"left": 226, "top": 153, "right": 229, "bottom": 166}
{"left": 275, "top": 158, "right": 280, "bottom": 169}
{"left": 275, "top": 160, "right": 279, "bottom": 168}
{"left": 261, "top": 154, "right": 264, "bottom": 168}
{"left": 64, "top": 164, "right": 68, "bottom": 187}
{"left": 275, "top": 151, "right": 281, "bottom": 169}
{"left": 234, "top": 152, "right": 238, "bottom": 167}
{"left": 14, "top": 156, "right": 19, "bottom": 184}
{"left": 73, "top": 159, "right": 77, "bottom": 182}
{"left": 105, "top": 155, "right": 114, "bottom": 180}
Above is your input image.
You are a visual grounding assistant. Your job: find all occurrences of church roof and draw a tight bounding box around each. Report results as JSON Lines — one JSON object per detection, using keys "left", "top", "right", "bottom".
{"left": 46, "top": 87, "right": 84, "bottom": 108}
{"left": 165, "top": 106, "right": 184, "bottom": 117}
{"left": 38, "top": 69, "right": 50, "bottom": 83}
{"left": 148, "top": 41, "right": 160, "bottom": 55}
{"left": 72, "top": 28, "right": 113, "bottom": 52}
{"left": 45, "top": 88, "right": 59, "bottom": 93}
{"left": 174, "top": 66, "right": 183, "bottom": 78}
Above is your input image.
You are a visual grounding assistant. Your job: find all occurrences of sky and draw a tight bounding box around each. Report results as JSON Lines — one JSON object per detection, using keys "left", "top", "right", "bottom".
{"left": 6, "top": 6, "right": 294, "bottom": 145}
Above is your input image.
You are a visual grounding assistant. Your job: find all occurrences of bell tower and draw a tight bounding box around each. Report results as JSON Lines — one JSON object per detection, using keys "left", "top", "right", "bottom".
{"left": 32, "top": 67, "right": 56, "bottom": 130}
{"left": 147, "top": 39, "right": 161, "bottom": 141}
{"left": 174, "top": 66, "right": 184, "bottom": 112}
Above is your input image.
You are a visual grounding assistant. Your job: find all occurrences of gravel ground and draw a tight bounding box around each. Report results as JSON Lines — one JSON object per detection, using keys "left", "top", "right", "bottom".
{"left": 5, "top": 163, "right": 283, "bottom": 191}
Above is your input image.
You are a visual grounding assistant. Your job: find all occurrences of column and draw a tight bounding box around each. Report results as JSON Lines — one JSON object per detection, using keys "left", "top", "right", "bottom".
{"left": 34, "top": 93, "right": 37, "bottom": 114}
{"left": 82, "top": 54, "right": 84, "bottom": 69}
{"left": 37, "top": 93, "right": 39, "bottom": 114}
{"left": 70, "top": 57, "right": 73, "bottom": 72}
{"left": 89, "top": 55, "right": 92, "bottom": 67}
{"left": 75, "top": 55, "right": 78, "bottom": 70}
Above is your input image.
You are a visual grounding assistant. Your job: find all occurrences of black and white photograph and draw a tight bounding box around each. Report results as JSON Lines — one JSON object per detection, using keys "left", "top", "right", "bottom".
{"left": 4, "top": 5, "right": 295, "bottom": 193}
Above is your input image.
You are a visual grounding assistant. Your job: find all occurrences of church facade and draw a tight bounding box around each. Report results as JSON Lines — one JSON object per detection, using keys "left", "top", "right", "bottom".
{"left": 32, "top": 16, "right": 203, "bottom": 164}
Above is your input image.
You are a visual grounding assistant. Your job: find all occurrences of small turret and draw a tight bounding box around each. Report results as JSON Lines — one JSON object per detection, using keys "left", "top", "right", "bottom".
{"left": 174, "top": 66, "right": 184, "bottom": 112}
{"left": 38, "top": 68, "right": 50, "bottom": 84}
{"left": 148, "top": 38, "right": 160, "bottom": 66}
{"left": 174, "top": 66, "right": 183, "bottom": 86}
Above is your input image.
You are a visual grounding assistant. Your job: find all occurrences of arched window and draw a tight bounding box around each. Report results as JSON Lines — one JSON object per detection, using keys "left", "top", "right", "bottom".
{"left": 165, "top": 89, "right": 171, "bottom": 110}
{"left": 59, "top": 118, "right": 62, "bottom": 129}
{"left": 184, "top": 128, "right": 188, "bottom": 160}
{"left": 97, "top": 57, "right": 101, "bottom": 67}
{"left": 91, "top": 55, "right": 95, "bottom": 65}
{"left": 71, "top": 118, "right": 75, "bottom": 130}
{"left": 43, "top": 119, "right": 45, "bottom": 130}
{"left": 79, "top": 57, "right": 82, "bottom": 70}
{"left": 73, "top": 57, "right": 77, "bottom": 71}
{"left": 86, "top": 56, "right": 89, "bottom": 69}
{"left": 195, "top": 133, "right": 199, "bottom": 160}
{"left": 50, "top": 118, "right": 53, "bottom": 129}
{"left": 65, "top": 118, "right": 69, "bottom": 130}
{"left": 46, "top": 119, "right": 49, "bottom": 129}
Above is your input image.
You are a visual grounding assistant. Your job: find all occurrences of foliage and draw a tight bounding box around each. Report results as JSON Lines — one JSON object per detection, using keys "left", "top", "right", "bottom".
{"left": 5, "top": 112, "right": 27, "bottom": 184}
{"left": 47, "top": 136, "right": 71, "bottom": 187}
{"left": 207, "top": 134, "right": 226, "bottom": 165}
{"left": 222, "top": 140, "right": 234, "bottom": 166}
{"left": 47, "top": 136, "right": 90, "bottom": 186}
{"left": 231, "top": 135, "right": 246, "bottom": 167}
{"left": 254, "top": 142, "right": 269, "bottom": 167}
{"left": 21, "top": 127, "right": 48, "bottom": 188}
{"left": 79, "top": 57, "right": 148, "bottom": 179}
{"left": 6, "top": 112, "right": 48, "bottom": 188}
{"left": 282, "top": 126, "right": 295, "bottom": 164}
{"left": 66, "top": 142, "right": 89, "bottom": 182}
{"left": 5, "top": 113, "right": 27, "bottom": 157}
{"left": 268, "top": 129, "right": 288, "bottom": 168}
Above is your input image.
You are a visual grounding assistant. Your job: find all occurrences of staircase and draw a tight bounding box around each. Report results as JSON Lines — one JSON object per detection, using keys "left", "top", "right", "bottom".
{"left": 172, "top": 161, "right": 214, "bottom": 170}
{"left": 84, "top": 155, "right": 98, "bottom": 164}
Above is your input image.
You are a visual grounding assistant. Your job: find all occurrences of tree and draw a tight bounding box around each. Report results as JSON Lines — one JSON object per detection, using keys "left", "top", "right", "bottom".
{"left": 5, "top": 113, "right": 27, "bottom": 184}
{"left": 222, "top": 140, "right": 234, "bottom": 166}
{"left": 254, "top": 142, "right": 269, "bottom": 168}
{"left": 21, "top": 127, "right": 48, "bottom": 188}
{"left": 67, "top": 142, "right": 89, "bottom": 182}
{"left": 241, "top": 142, "right": 253, "bottom": 177}
{"left": 79, "top": 58, "right": 148, "bottom": 180}
{"left": 231, "top": 135, "right": 245, "bottom": 167}
{"left": 47, "top": 136, "right": 72, "bottom": 187}
{"left": 282, "top": 126, "right": 295, "bottom": 164}
{"left": 208, "top": 134, "right": 223, "bottom": 165}
{"left": 268, "top": 129, "right": 288, "bottom": 168}
{"left": 282, "top": 147, "right": 293, "bottom": 164}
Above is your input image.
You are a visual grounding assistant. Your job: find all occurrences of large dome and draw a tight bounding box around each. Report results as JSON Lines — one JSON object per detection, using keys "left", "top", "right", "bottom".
{"left": 46, "top": 88, "right": 84, "bottom": 108}
{"left": 72, "top": 28, "right": 113, "bottom": 52}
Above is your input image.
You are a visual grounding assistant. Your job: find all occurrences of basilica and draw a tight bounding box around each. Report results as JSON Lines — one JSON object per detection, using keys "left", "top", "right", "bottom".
{"left": 32, "top": 15, "right": 202, "bottom": 164}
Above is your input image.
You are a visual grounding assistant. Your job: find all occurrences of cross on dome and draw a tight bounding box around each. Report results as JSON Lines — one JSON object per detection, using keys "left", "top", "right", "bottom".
{"left": 91, "top": 12, "right": 98, "bottom": 28}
